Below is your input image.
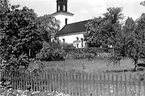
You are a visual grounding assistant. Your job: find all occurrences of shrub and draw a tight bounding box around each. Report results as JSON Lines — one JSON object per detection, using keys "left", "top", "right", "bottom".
{"left": 66, "top": 47, "right": 112, "bottom": 60}
{"left": 36, "top": 42, "right": 66, "bottom": 61}
{"left": 84, "top": 53, "right": 96, "bottom": 60}
{"left": 71, "top": 53, "right": 85, "bottom": 59}
{"left": 63, "top": 44, "right": 76, "bottom": 52}
{"left": 51, "top": 49, "right": 66, "bottom": 60}
{"left": 36, "top": 48, "right": 66, "bottom": 61}
{"left": 50, "top": 41, "right": 62, "bottom": 49}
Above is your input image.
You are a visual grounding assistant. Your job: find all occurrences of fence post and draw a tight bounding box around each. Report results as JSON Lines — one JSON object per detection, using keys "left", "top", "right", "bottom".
{"left": 115, "top": 73, "right": 118, "bottom": 96}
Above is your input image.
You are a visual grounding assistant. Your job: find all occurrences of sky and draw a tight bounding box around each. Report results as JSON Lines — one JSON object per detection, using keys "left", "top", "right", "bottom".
{"left": 9, "top": 0, "right": 145, "bottom": 22}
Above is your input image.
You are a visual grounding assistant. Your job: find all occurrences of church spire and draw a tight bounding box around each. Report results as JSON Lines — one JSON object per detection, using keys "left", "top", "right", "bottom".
{"left": 57, "top": 0, "right": 67, "bottom": 12}
{"left": 52, "top": 0, "right": 74, "bottom": 29}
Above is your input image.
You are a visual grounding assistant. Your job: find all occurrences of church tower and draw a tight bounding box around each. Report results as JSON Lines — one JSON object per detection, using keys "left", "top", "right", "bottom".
{"left": 51, "top": 0, "right": 74, "bottom": 29}
{"left": 57, "top": 0, "right": 67, "bottom": 12}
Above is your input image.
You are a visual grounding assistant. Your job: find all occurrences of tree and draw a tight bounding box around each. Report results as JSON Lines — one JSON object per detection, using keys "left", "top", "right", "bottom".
{"left": 115, "top": 17, "right": 136, "bottom": 58}
{"left": 129, "top": 13, "right": 145, "bottom": 70}
{"left": 0, "top": 5, "right": 43, "bottom": 71}
{"left": 84, "top": 7, "right": 145, "bottom": 70}
{"left": 140, "top": 1, "right": 145, "bottom": 7}
{"left": 84, "top": 17, "right": 103, "bottom": 47}
{"left": 84, "top": 7, "right": 123, "bottom": 48}
{"left": 112, "top": 14, "right": 145, "bottom": 71}
{"left": 37, "top": 14, "right": 60, "bottom": 42}
{"left": 0, "top": 0, "right": 9, "bottom": 12}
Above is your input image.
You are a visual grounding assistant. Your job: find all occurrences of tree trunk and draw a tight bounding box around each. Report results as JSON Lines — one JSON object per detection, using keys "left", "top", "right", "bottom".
{"left": 134, "top": 59, "right": 138, "bottom": 71}
{"left": 134, "top": 63, "right": 137, "bottom": 71}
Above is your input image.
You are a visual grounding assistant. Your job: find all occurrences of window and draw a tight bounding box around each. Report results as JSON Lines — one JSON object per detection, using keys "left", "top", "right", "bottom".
{"left": 81, "top": 38, "right": 83, "bottom": 47}
{"left": 62, "top": 38, "right": 65, "bottom": 48}
{"left": 58, "top": 5, "right": 60, "bottom": 11}
{"left": 76, "top": 37, "right": 79, "bottom": 48}
{"left": 76, "top": 37, "right": 79, "bottom": 40}
{"left": 65, "top": 18, "right": 68, "bottom": 25}
{"left": 63, "top": 5, "right": 65, "bottom": 11}
{"left": 62, "top": 38, "right": 65, "bottom": 43}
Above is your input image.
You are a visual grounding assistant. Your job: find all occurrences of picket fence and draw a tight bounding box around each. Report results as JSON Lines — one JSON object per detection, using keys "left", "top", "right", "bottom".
{"left": 2, "top": 69, "right": 145, "bottom": 96}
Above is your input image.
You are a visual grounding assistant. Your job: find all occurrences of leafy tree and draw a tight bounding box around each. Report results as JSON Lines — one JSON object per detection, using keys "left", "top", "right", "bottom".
{"left": 115, "top": 17, "right": 136, "bottom": 58}
{"left": 0, "top": 0, "right": 9, "bottom": 12}
{"left": 37, "top": 14, "right": 60, "bottom": 42}
{"left": 84, "top": 7, "right": 123, "bottom": 48}
{"left": 129, "top": 13, "right": 145, "bottom": 70}
{"left": 112, "top": 14, "right": 145, "bottom": 71}
{"left": 140, "top": 1, "right": 145, "bottom": 7}
{"left": 84, "top": 17, "right": 103, "bottom": 47}
{"left": 84, "top": 7, "right": 145, "bottom": 71}
{"left": 122, "top": 17, "right": 136, "bottom": 35}
{"left": 0, "top": 5, "right": 43, "bottom": 71}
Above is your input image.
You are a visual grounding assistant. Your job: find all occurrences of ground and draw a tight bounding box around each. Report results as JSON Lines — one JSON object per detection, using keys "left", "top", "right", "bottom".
{"left": 42, "top": 58, "right": 137, "bottom": 73}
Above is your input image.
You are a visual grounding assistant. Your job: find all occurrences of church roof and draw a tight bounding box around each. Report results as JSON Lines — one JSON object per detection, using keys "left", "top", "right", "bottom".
{"left": 51, "top": 11, "right": 74, "bottom": 16}
{"left": 56, "top": 19, "right": 91, "bottom": 36}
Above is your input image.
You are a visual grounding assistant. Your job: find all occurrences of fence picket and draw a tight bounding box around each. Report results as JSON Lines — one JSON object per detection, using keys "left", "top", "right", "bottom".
{"left": 144, "top": 74, "right": 145, "bottom": 96}
{"left": 124, "top": 73, "right": 127, "bottom": 96}
{"left": 120, "top": 73, "right": 123, "bottom": 96}
{"left": 116, "top": 73, "right": 118, "bottom": 96}
{"left": 107, "top": 73, "right": 109, "bottom": 96}
{"left": 1, "top": 70, "right": 145, "bottom": 96}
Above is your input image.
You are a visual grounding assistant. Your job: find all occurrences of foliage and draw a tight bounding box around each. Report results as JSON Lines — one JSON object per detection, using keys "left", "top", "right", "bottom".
{"left": 26, "top": 60, "right": 45, "bottom": 77}
{"left": 107, "top": 17, "right": 140, "bottom": 69}
{"left": 108, "top": 14, "right": 145, "bottom": 70}
{"left": 140, "top": 1, "right": 145, "bottom": 7}
{"left": 65, "top": 47, "right": 111, "bottom": 60}
{"left": 0, "top": 0, "right": 9, "bottom": 13}
{"left": 0, "top": 4, "right": 61, "bottom": 74}
{"left": 50, "top": 40, "right": 62, "bottom": 49}
{"left": 127, "top": 13, "right": 145, "bottom": 70}
{"left": 37, "top": 14, "right": 60, "bottom": 42}
{"left": 63, "top": 43, "right": 76, "bottom": 52}
{"left": 70, "top": 52, "right": 95, "bottom": 60}
{"left": 113, "top": 17, "right": 136, "bottom": 58}
{"left": 84, "top": 6, "right": 145, "bottom": 70}
{"left": 36, "top": 42, "right": 66, "bottom": 61}
{"left": 0, "top": 5, "right": 44, "bottom": 76}
{"left": 84, "top": 7, "right": 123, "bottom": 48}
{"left": 0, "top": 89, "right": 71, "bottom": 96}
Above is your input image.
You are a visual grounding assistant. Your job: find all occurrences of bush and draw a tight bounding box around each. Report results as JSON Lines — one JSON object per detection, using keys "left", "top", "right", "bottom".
{"left": 65, "top": 47, "right": 112, "bottom": 60}
{"left": 36, "top": 42, "right": 66, "bottom": 61}
{"left": 63, "top": 44, "right": 76, "bottom": 52}
{"left": 36, "top": 48, "right": 66, "bottom": 61}
{"left": 71, "top": 53, "right": 85, "bottom": 59}
{"left": 50, "top": 41, "right": 62, "bottom": 49}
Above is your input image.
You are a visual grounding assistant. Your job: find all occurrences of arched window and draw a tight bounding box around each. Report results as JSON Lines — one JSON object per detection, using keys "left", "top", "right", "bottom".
{"left": 76, "top": 37, "right": 79, "bottom": 40}
{"left": 62, "top": 38, "right": 65, "bottom": 43}
{"left": 76, "top": 37, "right": 79, "bottom": 48}
{"left": 63, "top": 5, "right": 65, "bottom": 11}
{"left": 58, "top": 5, "right": 60, "bottom": 11}
{"left": 81, "top": 38, "right": 84, "bottom": 47}
{"left": 65, "top": 18, "right": 68, "bottom": 25}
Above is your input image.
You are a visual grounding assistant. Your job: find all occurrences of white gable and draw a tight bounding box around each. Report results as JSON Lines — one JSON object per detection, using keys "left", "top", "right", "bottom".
{"left": 54, "top": 14, "right": 73, "bottom": 29}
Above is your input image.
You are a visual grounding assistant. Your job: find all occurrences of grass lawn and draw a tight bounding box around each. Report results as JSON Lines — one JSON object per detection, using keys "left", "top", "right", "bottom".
{"left": 41, "top": 58, "right": 137, "bottom": 73}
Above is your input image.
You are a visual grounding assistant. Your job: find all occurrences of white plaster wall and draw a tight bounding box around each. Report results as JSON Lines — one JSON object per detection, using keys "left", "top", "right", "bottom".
{"left": 54, "top": 14, "right": 73, "bottom": 29}
{"left": 59, "top": 33, "right": 86, "bottom": 48}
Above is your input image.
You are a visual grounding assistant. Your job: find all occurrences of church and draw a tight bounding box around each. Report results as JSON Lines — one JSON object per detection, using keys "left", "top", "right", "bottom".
{"left": 51, "top": 0, "right": 91, "bottom": 48}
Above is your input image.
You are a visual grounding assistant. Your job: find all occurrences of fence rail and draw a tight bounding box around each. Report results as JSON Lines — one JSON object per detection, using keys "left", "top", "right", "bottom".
{"left": 2, "top": 69, "right": 145, "bottom": 96}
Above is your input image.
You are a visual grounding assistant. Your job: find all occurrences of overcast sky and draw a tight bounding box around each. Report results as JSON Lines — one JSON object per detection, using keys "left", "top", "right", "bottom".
{"left": 10, "top": 0, "right": 145, "bottom": 22}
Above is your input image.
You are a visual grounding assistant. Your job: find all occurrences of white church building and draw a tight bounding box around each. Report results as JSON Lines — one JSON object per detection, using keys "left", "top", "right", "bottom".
{"left": 51, "top": 0, "right": 91, "bottom": 48}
